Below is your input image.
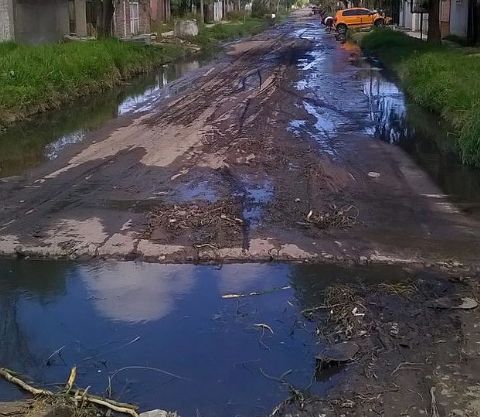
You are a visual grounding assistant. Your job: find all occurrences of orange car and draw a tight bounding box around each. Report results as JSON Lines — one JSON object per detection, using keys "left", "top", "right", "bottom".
{"left": 334, "top": 8, "right": 385, "bottom": 32}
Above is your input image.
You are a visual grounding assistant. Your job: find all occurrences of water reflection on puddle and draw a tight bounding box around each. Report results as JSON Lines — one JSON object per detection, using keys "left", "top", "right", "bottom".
{"left": 292, "top": 25, "right": 480, "bottom": 219}
{"left": 359, "top": 62, "right": 480, "bottom": 217}
{"left": 0, "top": 260, "right": 361, "bottom": 416}
{"left": 243, "top": 180, "right": 274, "bottom": 225}
{"left": 0, "top": 58, "right": 205, "bottom": 178}
{"left": 173, "top": 179, "right": 218, "bottom": 203}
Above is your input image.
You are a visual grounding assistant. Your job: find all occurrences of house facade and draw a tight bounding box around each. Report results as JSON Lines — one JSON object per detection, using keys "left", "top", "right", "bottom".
{"left": 398, "top": 0, "right": 473, "bottom": 39}
{"left": 0, "top": 0, "right": 152, "bottom": 43}
{"left": 112, "top": 0, "right": 151, "bottom": 37}
{"left": 150, "top": 0, "right": 170, "bottom": 23}
{"left": 0, "top": 0, "right": 70, "bottom": 43}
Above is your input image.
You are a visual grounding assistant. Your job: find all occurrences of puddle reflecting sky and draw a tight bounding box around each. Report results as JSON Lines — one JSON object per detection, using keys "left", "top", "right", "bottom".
{"left": 0, "top": 260, "right": 381, "bottom": 416}
{"left": 0, "top": 57, "right": 206, "bottom": 178}
{"left": 0, "top": 260, "right": 415, "bottom": 417}
{"left": 292, "top": 25, "right": 480, "bottom": 219}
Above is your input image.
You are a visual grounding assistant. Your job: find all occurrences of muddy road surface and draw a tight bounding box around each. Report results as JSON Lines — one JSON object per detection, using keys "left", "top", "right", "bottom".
{"left": 0, "top": 12, "right": 479, "bottom": 268}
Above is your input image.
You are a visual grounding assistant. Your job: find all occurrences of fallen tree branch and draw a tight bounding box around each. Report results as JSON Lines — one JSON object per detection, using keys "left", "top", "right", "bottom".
{"left": 0, "top": 368, "right": 54, "bottom": 397}
{"left": 65, "top": 366, "right": 76, "bottom": 394}
{"left": 222, "top": 285, "right": 291, "bottom": 299}
{"left": 0, "top": 367, "right": 139, "bottom": 417}
{"left": 74, "top": 390, "right": 139, "bottom": 417}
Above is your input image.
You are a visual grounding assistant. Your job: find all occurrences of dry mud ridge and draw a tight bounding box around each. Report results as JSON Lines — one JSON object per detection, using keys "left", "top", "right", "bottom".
{"left": 0, "top": 12, "right": 480, "bottom": 270}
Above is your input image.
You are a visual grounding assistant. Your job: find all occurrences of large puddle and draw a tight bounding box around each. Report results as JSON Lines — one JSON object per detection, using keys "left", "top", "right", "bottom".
{"left": 0, "top": 56, "right": 208, "bottom": 178}
{"left": 0, "top": 260, "right": 410, "bottom": 416}
{"left": 360, "top": 61, "right": 480, "bottom": 218}
{"left": 293, "top": 25, "right": 480, "bottom": 219}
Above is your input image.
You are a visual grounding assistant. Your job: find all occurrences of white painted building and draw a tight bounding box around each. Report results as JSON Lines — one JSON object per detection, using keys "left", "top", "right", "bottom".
{"left": 398, "top": 0, "right": 470, "bottom": 38}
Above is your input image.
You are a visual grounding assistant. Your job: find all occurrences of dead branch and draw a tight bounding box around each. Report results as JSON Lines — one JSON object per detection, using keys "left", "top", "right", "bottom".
{"left": 430, "top": 387, "right": 439, "bottom": 417}
{"left": 65, "top": 366, "right": 76, "bottom": 394}
{"left": 253, "top": 323, "right": 274, "bottom": 334}
{"left": 222, "top": 285, "right": 291, "bottom": 299}
{"left": 391, "top": 362, "right": 424, "bottom": 376}
{"left": 0, "top": 367, "right": 140, "bottom": 417}
{"left": 0, "top": 368, "right": 54, "bottom": 397}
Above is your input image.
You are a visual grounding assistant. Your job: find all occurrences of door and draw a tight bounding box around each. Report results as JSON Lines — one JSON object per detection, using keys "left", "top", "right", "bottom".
{"left": 341, "top": 9, "right": 360, "bottom": 27}
{"left": 358, "top": 9, "right": 373, "bottom": 27}
{"left": 130, "top": 1, "right": 140, "bottom": 35}
{"left": 86, "top": 0, "right": 98, "bottom": 36}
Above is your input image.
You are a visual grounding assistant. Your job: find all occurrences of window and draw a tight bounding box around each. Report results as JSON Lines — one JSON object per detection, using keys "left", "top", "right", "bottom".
{"left": 130, "top": 1, "right": 140, "bottom": 35}
{"left": 342, "top": 9, "right": 356, "bottom": 16}
{"left": 358, "top": 9, "right": 371, "bottom": 15}
{"left": 86, "top": 0, "right": 98, "bottom": 36}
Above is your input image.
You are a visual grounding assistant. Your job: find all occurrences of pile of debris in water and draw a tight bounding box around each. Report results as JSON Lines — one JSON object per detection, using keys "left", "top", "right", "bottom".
{"left": 145, "top": 199, "right": 244, "bottom": 246}
{"left": 0, "top": 367, "right": 180, "bottom": 417}
{"left": 305, "top": 204, "right": 358, "bottom": 230}
{"left": 268, "top": 275, "right": 479, "bottom": 417}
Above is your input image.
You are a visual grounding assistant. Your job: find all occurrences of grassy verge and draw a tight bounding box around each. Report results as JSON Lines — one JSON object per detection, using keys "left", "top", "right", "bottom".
{"left": 195, "top": 17, "right": 272, "bottom": 52}
{"left": 359, "top": 29, "right": 480, "bottom": 167}
{"left": 0, "top": 16, "right": 275, "bottom": 126}
{"left": 0, "top": 39, "right": 189, "bottom": 126}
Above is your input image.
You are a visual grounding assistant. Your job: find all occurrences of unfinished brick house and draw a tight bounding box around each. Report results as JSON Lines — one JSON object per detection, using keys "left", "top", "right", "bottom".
{"left": 150, "top": 0, "right": 170, "bottom": 23}
{"left": 112, "top": 0, "right": 151, "bottom": 37}
{"left": 0, "top": 0, "right": 152, "bottom": 43}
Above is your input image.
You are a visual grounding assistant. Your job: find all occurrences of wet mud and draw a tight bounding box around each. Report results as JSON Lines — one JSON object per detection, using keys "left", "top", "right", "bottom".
{"left": 0, "top": 12, "right": 479, "bottom": 270}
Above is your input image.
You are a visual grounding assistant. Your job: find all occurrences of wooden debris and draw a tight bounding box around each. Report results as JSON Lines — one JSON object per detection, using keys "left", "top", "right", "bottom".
{"left": 222, "top": 285, "right": 291, "bottom": 299}
{"left": 0, "top": 367, "right": 140, "bottom": 417}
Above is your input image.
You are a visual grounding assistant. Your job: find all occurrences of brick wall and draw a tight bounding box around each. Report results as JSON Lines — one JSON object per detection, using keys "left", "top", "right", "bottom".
{"left": 0, "top": 0, "right": 14, "bottom": 41}
{"left": 114, "top": 0, "right": 150, "bottom": 37}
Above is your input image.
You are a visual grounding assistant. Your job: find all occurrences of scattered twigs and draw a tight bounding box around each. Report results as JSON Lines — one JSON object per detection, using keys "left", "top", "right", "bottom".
{"left": 109, "top": 366, "right": 189, "bottom": 382}
{"left": 323, "top": 285, "right": 366, "bottom": 339}
{"left": 391, "top": 362, "right": 424, "bottom": 376}
{"left": 74, "top": 390, "right": 139, "bottom": 417}
{"left": 146, "top": 200, "right": 243, "bottom": 238}
{"left": 306, "top": 204, "right": 359, "bottom": 230}
{"left": 65, "top": 366, "right": 77, "bottom": 394}
{"left": 222, "top": 285, "right": 291, "bottom": 299}
{"left": 378, "top": 282, "right": 417, "bottom": 297}
{"left": 301, "top": 304, "right": 339, "bottom": 315}
{"left": 269, "top": 385, "right": 307, "bottom": 417}
{"left": 45, "top": 345, "right": 66, "bottom": 366}
{"left": 253, "top": 323, "right": 274, "bottom": 335}
{"left": 259, "top": 368, "right": 292, "bottom": 384}
{"left": 82, "top": 336, "right": 141, "bottom": 362}
{"left": 430, "top": 387, "right": 439, "bottom": 417}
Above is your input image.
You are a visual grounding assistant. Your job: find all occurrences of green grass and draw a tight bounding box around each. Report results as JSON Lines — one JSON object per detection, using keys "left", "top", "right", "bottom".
{"left": 361, "top": 29, "right": 480, "bottom": 167}
{"left": 194, "top": 17, "right": 271, "bottom": 52}
{"left": 0, "top": 39, "right": 188, "bottom": 126}
{"left": 0, "top": 16, "right": 274, "bottom": 125}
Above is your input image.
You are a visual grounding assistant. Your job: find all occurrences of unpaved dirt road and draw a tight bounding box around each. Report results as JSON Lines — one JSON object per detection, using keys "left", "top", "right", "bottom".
{"left": 0, "top": 12, "right": 479, "bottom": 269}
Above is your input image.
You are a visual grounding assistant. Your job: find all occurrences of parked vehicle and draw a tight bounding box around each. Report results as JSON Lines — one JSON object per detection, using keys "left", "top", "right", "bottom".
{"left": 334, "top": 8, "right": 385, "bottom": 33}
